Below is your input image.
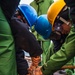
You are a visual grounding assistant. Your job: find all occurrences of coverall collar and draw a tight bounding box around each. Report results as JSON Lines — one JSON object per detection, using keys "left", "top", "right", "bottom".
{"left": 35, "top": 0, "right": 44, "bottom": 4}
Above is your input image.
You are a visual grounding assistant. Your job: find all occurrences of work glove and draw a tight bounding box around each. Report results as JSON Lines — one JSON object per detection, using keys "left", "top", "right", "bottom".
{"left": 27, "top": 66, "right": 43, "bottom": 75}
{"left": 27, "top": 56, "right": 41, "bottom": 75}
{"left": 31, "top": 56, "right": 41, "bottom": 67}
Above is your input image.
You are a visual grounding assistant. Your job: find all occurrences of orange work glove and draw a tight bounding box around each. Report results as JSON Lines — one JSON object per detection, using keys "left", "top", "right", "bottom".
{"left": 27, "top": 56, "right": 41, "bottom": 75}
{"left": 27, "top": 66, "right": 43, "bottom": 75}
{"left": 31, "top": 56, "right": 41, "bottom": 67}
{"left": 35, "top": 66, "right": 43, "bottom": 75}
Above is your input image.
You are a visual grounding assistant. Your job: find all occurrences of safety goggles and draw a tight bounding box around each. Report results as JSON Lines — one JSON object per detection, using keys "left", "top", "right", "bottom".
{"left": 57, "top": 16, "right": 71, "bottom": 26}
{"left": 54, "top": 16, "right": 71, "bottom": 31}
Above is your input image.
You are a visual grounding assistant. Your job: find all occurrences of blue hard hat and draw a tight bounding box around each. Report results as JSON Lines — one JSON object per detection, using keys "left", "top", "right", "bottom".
{"left": 34, "top": 14, "right": 52, "bottom": 39}
{"left": 18, "top": 4, "right": 37, "bottom": 27}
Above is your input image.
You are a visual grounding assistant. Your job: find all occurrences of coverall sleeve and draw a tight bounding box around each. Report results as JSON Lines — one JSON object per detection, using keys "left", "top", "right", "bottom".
{"left": 0, "top": 0, "right": 20, "bottom": 20}
{"left": 10, "top": 17, "right": 43, "bottom": 57}
{"left": 0, "top": 0, "right": 20, "bottom": 74}
{"left": 41, "top": 26, "right": 75, "bottom": 75}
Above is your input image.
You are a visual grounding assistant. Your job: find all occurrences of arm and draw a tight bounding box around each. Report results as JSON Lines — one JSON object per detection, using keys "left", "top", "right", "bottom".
{"left": 10, "top": 17, "right": 43, "bottom": 57}
{"left": 41, "top": 26, "right": 75, "bottom": 75}
{"left": 10, "top": 17, "right": 43, "bottom": 72}
{"left": 0, "top": 0, "right": 20, "bottom": 20}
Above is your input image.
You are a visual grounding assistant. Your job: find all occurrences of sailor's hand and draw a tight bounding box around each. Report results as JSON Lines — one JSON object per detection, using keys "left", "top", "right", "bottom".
{"left": 27, "top": 66, "right": 43, "bottom": 75}
{"left": 31, "top": 56, "right": 41, "bottom": 67}
{"left": 28, "top": 66, "right": 37, "bottom": 75}
{"left": 35, "top": 66, "right": 43, "bottom": 75}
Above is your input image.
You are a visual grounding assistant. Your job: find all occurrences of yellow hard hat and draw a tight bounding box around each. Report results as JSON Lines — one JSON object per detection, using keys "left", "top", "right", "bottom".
{"left": 47, "top": 0, "right": 66, "bottom": 29}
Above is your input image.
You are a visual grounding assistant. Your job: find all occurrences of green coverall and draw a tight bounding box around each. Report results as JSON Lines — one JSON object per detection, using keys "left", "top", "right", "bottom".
{"left": 41, "top": 26, "right": 75, "bottom": 75}
{"left": 46, "top": 41, "right": 74, "bottom": 75}
{"left": 0, "top": 7, "right": 17, "bottom": 75}
{"left": 30, "top": 0, "right": 54, "bottom": 65}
